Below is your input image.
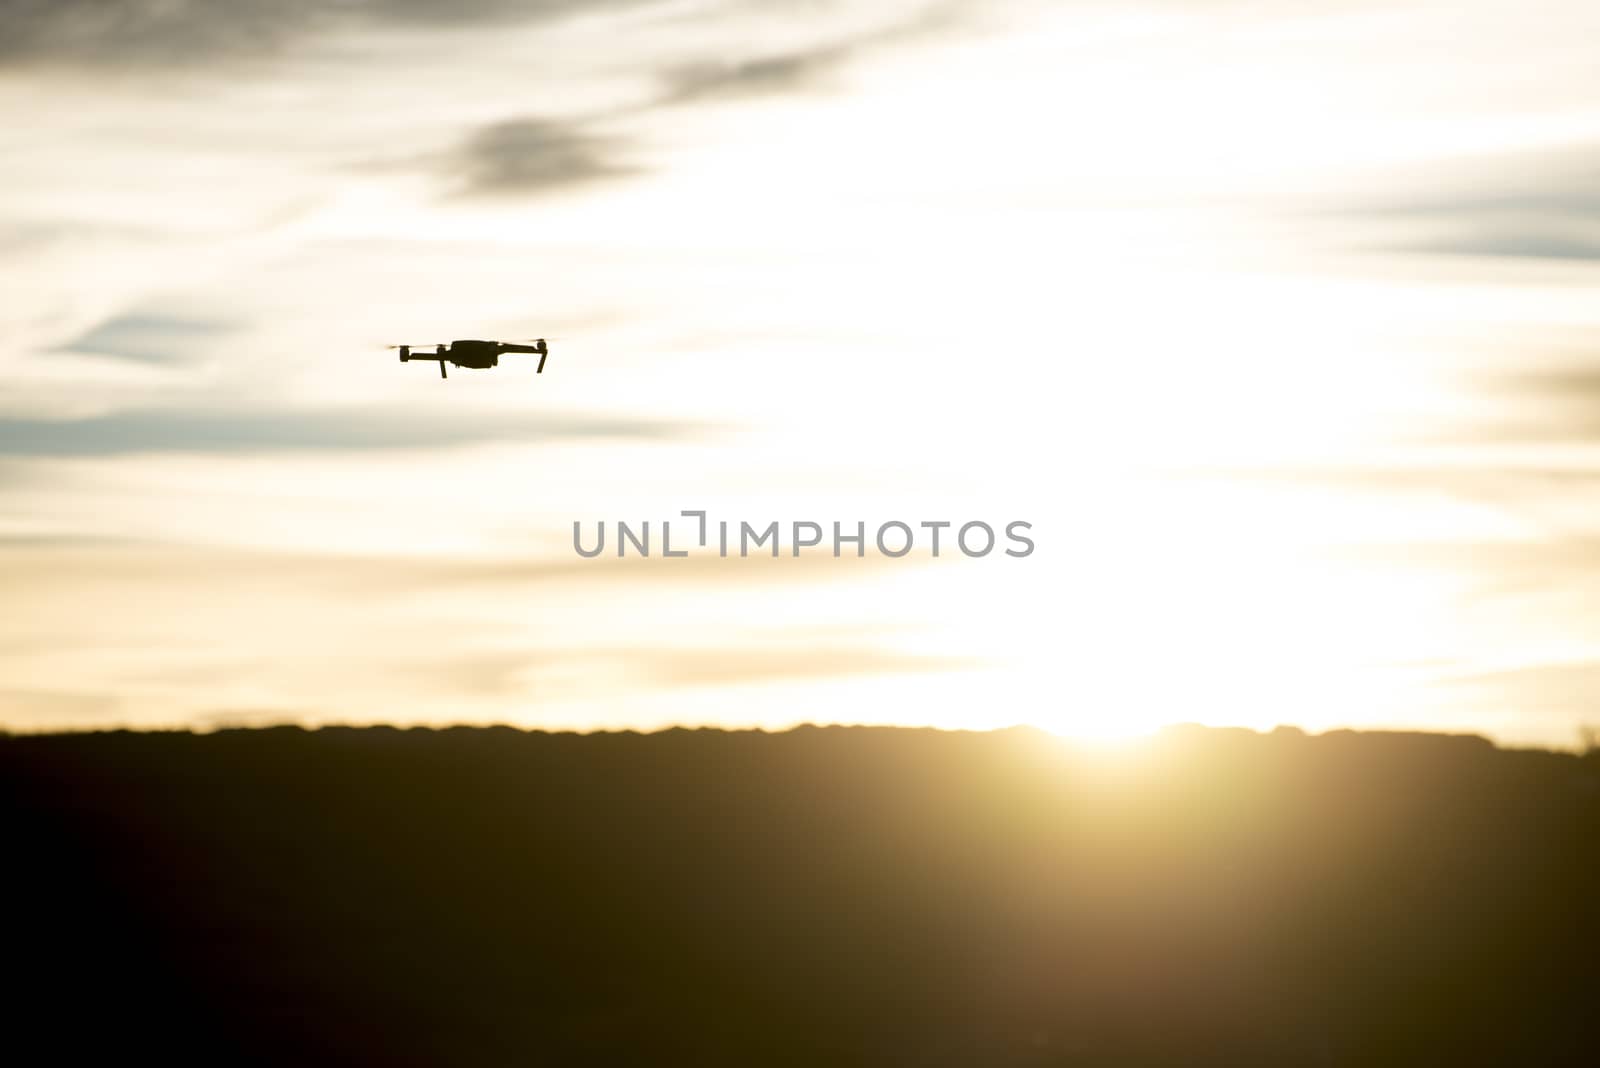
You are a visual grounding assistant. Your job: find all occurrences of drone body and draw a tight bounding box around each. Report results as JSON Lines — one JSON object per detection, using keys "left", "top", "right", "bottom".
{"left": 392, "top": 339, "right": 549, "bottom": 378}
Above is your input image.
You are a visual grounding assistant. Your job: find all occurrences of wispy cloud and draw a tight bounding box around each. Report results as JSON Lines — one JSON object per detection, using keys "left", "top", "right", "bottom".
{"left": 0, "top": 538, "right": 967, "bottom": 731}
{"left": 434, "top": 1, "right": 958, "bottom": 196}
{"left": 0, "top": 405, "right": 710, "bottom": 456}
{"left": 1352, "top": 142, "right": 1600, "bottom": 262}
{"left": 53, "top": 312, "right": 235, "bottom": 365}
{"left": 1457, "top": 358, "right": 1600, "bottom": 445}
{"left": 0, "top": 0, "right": 645, "bottom": 66}
{"left": 0, "top": 0, "right": 955, "bottom": 73}
{"left": 653, "top": 5, "right": 957, "bottom": 106}
{"left": 661, "top": 52, "right": 847, "bottom": 105}
{"left": 448, "top": 118, "right": 636, "bottom": 196}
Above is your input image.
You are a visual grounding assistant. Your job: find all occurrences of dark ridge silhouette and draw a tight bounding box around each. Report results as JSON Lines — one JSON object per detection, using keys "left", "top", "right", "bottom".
{"left": 4, "top": 724, "right": 1597, "bottom": 1065}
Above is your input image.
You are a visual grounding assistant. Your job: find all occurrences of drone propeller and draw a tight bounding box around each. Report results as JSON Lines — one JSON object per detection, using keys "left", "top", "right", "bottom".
{"left": 384, "top": 343, "right": 445, "bottom": 350}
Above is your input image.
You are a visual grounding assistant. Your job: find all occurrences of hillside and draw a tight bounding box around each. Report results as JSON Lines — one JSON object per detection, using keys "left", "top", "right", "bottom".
{"left": 4, "top": 724, "right": 1597, "bottom": 1065}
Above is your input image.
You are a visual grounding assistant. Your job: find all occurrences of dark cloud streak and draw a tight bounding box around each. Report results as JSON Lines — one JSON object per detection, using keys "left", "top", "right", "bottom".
{"left": 659, "top": 41, "right": 860, "bottom": 105}
{"left": 54, "top": 313, "right": 234, "bottom": 365}
{"left": 0, "top": 0, "right": 648, "bottom": 67}
{"left": 438, "top": 2, "right": 960, "bottom": 196}
{"left": 0, "top": 405, "right": 708, "bottom": 456}
{"left": 448, "top": 119, "right": 636, "bottom": 196}
{"left": 1353, "top": 143, "right": 1600, "bottom": 263}
{"left": 657, "top": 3, "right": 962, "bottom": 104}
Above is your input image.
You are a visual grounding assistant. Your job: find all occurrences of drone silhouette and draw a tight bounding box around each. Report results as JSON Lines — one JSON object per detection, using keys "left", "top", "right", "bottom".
{"left": 388, "top": 339, "right": 549, "bottom": 379}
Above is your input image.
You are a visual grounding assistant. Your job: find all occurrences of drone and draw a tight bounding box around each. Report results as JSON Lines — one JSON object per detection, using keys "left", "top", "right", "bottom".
{"left": 387, "top": 339, "right": 549, "bottom": 378}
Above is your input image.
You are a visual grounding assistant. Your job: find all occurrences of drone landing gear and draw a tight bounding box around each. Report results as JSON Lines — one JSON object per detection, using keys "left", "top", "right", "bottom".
{"left": 439, "top": 360, "right": 448, "bottom": 379}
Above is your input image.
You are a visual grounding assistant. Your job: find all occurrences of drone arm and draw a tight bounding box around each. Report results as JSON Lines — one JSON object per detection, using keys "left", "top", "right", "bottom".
{"left": 496, "top": 340, "right": 549, "bottom": 373}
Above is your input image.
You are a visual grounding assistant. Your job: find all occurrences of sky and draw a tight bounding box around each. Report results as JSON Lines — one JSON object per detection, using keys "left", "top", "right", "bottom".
{"left": 4, "top": 0, "right": 1600, "bottom": 745}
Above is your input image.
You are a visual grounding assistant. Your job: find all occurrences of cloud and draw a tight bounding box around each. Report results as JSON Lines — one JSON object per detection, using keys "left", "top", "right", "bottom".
{"left": 322, "top": 548, "right": 941, "bottom": 595}
{"left": 662, "top": 0, "right": 964, "bottom": 103}
{"left": 1353, "top": 142, "right": 1600, "bottom": 262}
{"left": 1263, "top": 357, "right": 1600, "bottom": 450}
{"left": 0, "top": 538, "right": 971, "bottom": 731}
{"left": 662, "top": 52, "right": 842, "bottom": 103}
{"left": 0, "top": 0, "right": 644, "bottom": 67}
{"left": 1424, "top": 233, "right": 1600, "bottom": 262}
{"left": 0, "top": 1, "right": 957, "bottom": 71}
{"left": 448, "top": 118, "right": 635, "bottom": 197}
{"left": 1462, "top": 360, "right": 1600, "bottom": 445}
{"left": 0, "top": 404, "right": 708, "bottom": 456}
{"left": 439, "top": 3, "right": 959, "bottom": 196}
{"left": 1500, "top": 362, "right": 1600, "bottom": 404}
{"left": 53, "top": 312, "right": 234, "bottom": 365}
{"left": 0, "top": 540, "right": 942, "bottom": 598}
